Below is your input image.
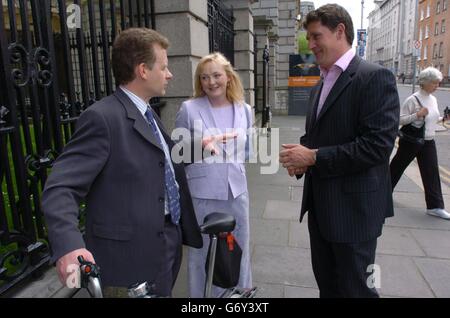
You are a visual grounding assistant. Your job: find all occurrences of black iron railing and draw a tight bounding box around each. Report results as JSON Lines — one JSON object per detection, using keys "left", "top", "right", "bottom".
{"left": 207, "top": 0, "right": 234, "bottom": 65}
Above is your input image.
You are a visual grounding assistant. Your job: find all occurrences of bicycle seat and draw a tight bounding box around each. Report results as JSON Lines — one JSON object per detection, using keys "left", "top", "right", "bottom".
{"left": 200, "top": 212, "right": 236, "bottom": 235}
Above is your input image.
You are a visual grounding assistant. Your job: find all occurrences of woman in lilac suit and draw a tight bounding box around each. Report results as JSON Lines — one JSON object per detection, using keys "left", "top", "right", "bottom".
{"left": 175, "top": 52, "right": 253, "bottom": 297}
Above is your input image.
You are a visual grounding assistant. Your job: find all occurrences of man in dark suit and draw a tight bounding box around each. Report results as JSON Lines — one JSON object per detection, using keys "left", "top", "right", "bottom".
{"left": 42, "top": 28, "right": 208, "bottom": 297}
{"left": 279, "top": 4, "right": 400, "bottom": 297}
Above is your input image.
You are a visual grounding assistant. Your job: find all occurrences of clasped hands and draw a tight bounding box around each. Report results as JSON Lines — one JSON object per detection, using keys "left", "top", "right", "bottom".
{"left": 279, "top": 144, "right": 317, "bottom": 177}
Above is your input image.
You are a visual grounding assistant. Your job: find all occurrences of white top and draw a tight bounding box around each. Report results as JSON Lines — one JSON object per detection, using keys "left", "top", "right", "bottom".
{"left": 399, "top": 89, "right": 443, "bottom": 140}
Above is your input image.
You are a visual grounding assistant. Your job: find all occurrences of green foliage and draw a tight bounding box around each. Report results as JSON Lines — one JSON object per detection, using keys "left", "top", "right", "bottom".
{"left": 297, "top": 33, "right": 312, "bottom": 55}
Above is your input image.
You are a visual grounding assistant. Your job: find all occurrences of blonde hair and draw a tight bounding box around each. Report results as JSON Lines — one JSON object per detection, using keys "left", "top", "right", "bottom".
{"left": 194, "top": 52, "right": 244, "bottom": 104}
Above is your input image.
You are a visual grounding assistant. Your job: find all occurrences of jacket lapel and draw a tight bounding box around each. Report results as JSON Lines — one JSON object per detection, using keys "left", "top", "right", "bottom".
{"left": 309, "top": 80, "right": 323, "bottom": 129}
{"left": 114, "top": 88, "right": 163, "bottom": 151}
{"left": 233, "top": 101, "right": 244, "bottom": 131}
{"left": 314, "top": 55, "right": 360, "bottom": 126}
{"left": 198, "top": 96, "right": 219, "bottom": 131}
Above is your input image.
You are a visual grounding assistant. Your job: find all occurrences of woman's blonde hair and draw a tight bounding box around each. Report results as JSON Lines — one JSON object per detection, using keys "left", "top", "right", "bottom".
{"left": 194, "top": 52, "right": 244, "bottom": 103}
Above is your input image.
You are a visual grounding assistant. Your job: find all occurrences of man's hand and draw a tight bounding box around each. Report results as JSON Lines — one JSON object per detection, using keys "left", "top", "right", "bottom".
{"left": 202, "top": 132, "right": 238, "bottom": 155}
{"left": 417, "top": 107, "right": 429, "bottom": 119}
{"left": 287, "top": 166, "right": 307, "bottom": 177}
{"left": 279, "top": 144, "right": 317, "bottom": 170}
{"left": 56, "top": 248, "right": 95, "bottom": 286}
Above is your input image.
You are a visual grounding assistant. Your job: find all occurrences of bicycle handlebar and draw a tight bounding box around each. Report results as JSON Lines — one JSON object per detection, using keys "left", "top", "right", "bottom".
{"left": 78, "top": 255, "right": 103, "bottom": 298}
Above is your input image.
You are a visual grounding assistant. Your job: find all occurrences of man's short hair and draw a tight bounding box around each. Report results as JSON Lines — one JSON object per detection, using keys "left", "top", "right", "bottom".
{"left": 303, "top": 4, "right": 354, "bottom": 46}
{"left": 112, "top": 28, "right": 169, "bottom": 85}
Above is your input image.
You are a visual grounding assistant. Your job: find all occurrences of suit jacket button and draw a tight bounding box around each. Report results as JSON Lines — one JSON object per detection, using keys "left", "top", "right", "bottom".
{"left": 159, "top": 162, "right": 164, "bottom": 167}
{"left": 159, "top": 197, "right": 164, "bottom": 203}
{"left": 158, "top": 231, "right": 164, "bottom": 237}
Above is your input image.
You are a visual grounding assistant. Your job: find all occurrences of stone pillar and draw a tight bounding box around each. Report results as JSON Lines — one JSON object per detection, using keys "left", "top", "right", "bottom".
{"left": 275, "top": 0, "right": 298, "bottom": 114}
{"left": 154, "top": 0, "right": 209, "bottom": 132}
{"left": 223, "top": 0, "right": 257, "bottom": 116}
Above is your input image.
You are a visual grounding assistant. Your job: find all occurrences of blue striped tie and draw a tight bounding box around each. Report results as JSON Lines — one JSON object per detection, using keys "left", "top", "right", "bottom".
{"left": 144, "top": 107, "right": 180, "bottom": 225}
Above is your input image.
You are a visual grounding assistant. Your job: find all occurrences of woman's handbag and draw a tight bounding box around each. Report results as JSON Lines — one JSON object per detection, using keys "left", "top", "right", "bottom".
{"left": 398, "top": 96, "right": 425, "bottom": 145}
{"left": 398, "top": 124, "right": 425, "bottom": 145}
{"left": 205, "top": 232, "right": 242, "bottom": 288}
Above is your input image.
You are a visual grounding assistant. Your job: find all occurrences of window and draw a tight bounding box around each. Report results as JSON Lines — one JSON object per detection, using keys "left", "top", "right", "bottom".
{"left": 424, "top": 45, "right": 428, "bottom": 59}
{"left": 442, "top": 20, "right": 446, "bottom": 33}
{"left": 426, "top": 24, "right": 429, "bottom": 38}
{"left": 408, "top": 40, "right": 411, "bottom": 51}
{"left": 421, "top": 9, "right": 424, "bottom": 20}
{"left": 439, "top": 42, "right": 443, "bottom": 57}
{"left": 444, "top": 0, "right": 448, "bottom": 11}
{"left": 419, "top": 27, "right": 423, "bottom": 40}
{"left": 435, "top": 22, "right": 440, "bottom": 35}
{"left": 433, "top": 43, "right": 437, "bottom": 58}
{"left": 437, "top": 1, "right": 441, "bottom": 14}
{"left": 427, "top": 4, "right": 430, "bottom": 17}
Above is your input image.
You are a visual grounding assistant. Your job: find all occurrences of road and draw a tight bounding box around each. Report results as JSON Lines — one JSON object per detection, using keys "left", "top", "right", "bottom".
{"left": 397, "top": 84, "right": 450, "bottom": 187}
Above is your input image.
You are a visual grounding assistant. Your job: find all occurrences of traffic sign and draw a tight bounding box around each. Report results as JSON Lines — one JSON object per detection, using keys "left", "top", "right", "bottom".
{"left": 414, "top": 40, "right": 421, "bottom": 49}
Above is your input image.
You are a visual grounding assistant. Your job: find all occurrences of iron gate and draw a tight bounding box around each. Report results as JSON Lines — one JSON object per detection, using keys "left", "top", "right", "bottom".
{"left": 207, "top": 0, "right": 234, "bottom": 65}
{"left": 0, "top": 0, "right": 157, "bottom": 295}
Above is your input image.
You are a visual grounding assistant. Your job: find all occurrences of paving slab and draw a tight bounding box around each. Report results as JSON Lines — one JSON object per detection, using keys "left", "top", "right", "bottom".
{"left": 414, "top": 258, "right": 450, "bottom": 297}
{"left": 410, "top": 229, "right": 450, "bottom": 259}
{"left": 375, "top": 254, "right": 434, "bottom": 298}
{"left": 253, "top": 281, "right": 284, "bottom": 298}
{"left": 250, "top": 218, "right": 290, "bottom": 247}
{"left": 386, "top": 207, "right": 450, "bottom": 231}
{"left": 263, "top": 200, "right": 301, "bottom": 220}
{"left": 249, "top": 184, "right": 292, "bottom": 218}
{"left": 288, "top": 219, "right": 310, "bottom": 249}
{"left": 284, "top": 285, "right": 319, "bottom": 298}
{"left": 377, "top": 226, "right": 426, "bottom": 257}
{"left": 252, "top": 245, "right": 317, "bottom": 288}
{"left": 393, "top": 192, "right": 427, "bottom": 209}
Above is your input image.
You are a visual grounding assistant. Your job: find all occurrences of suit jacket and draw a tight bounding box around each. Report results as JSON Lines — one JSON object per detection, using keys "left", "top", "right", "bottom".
{"left": 42, "top": 88, "right": 202, "bottom": 287}
{"left": 299, "top": 56, "right": 400, "bottom": 243}
{"left": 175, "top": 96, "right": 252, "bottom": 200}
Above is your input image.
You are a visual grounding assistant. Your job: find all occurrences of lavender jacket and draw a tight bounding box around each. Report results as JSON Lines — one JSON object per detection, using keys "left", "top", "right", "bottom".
{"left": 175, "top": 96, "right": 252, "bottom": 200}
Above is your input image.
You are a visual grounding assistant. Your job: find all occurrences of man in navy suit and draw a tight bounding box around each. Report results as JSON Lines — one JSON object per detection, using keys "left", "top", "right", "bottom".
{"left": 279, "top": 4, "right": 400, "bottom": 297}
{"left": 42, "top": 28, "right": 206, "bottom": 297}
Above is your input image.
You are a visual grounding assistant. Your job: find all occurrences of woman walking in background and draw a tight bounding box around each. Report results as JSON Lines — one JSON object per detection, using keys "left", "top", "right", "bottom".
{"left": 390, "top": 67, "right": 450, "bottom": 219}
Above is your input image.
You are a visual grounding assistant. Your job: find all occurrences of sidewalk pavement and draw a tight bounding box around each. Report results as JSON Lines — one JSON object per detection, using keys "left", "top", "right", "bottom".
{"left": 175, "top": 115, "right": 450, "bottom": 298}
{"left": 9, "top": 115, "right": 450, "bottom": 298}
{"left": 397, "top": 82, "right": 450, "bottom": 92}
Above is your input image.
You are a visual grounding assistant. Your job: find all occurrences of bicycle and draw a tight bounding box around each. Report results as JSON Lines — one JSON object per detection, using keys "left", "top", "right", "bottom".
{"left": 77, "top": 255, "right": 103, "bottom": 298}
{"left": 77, "top": 212, "right": 257, "bottom": 298}
{"left": 200, "top": 212, "right": 257, "bottom": 298}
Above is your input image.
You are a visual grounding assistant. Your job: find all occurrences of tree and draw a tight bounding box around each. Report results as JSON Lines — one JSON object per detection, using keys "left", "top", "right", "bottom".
{"left": 297, "top": 32, "right": 312, "bottom": 55}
